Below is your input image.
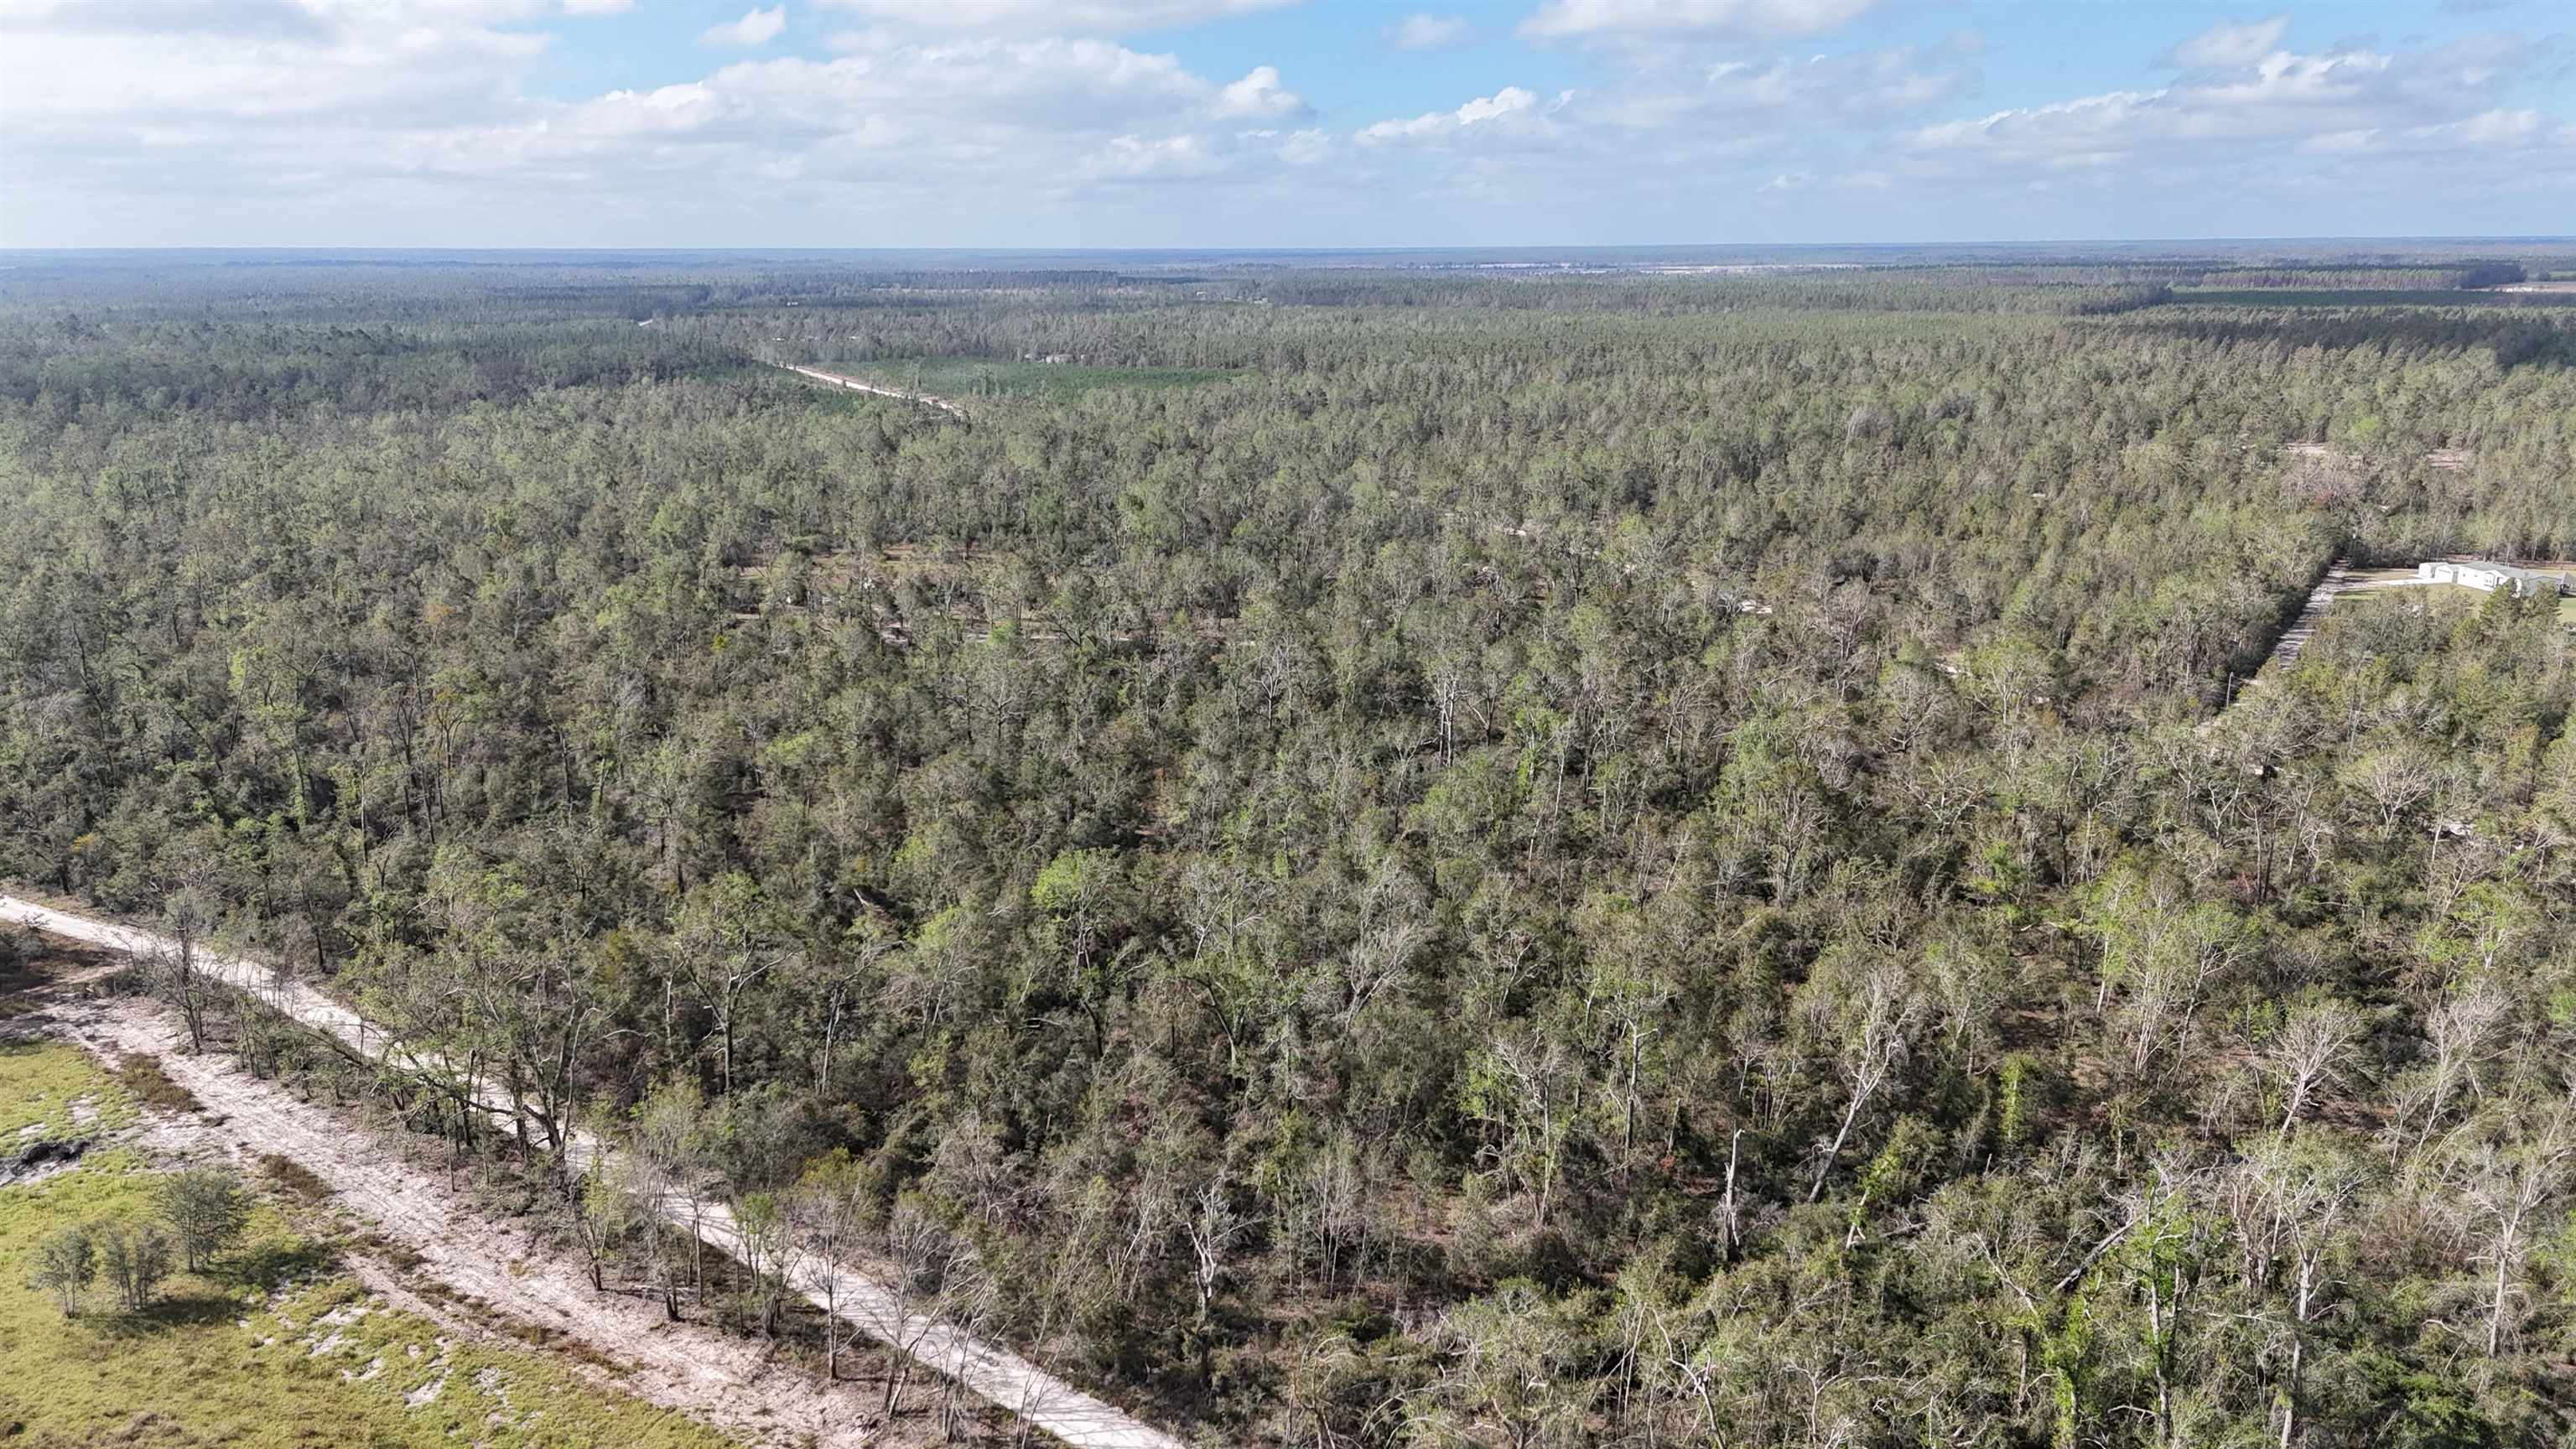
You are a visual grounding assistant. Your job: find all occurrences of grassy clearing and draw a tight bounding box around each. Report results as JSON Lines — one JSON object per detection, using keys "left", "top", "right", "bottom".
{"left": 838, "top": 355, "right": 1233, "bottom": 402}
{"left": 2332, "top": 583, "right": 2576, "bottom": 628}
{"left": 2332, "top": 582, "right": 2489, "bottom": 615}
{"left": 0, "top": 1040, "right": 134, "bottom": 1146}
{"left": 0, "top": 1047, "right": 740, "bottom": 1449}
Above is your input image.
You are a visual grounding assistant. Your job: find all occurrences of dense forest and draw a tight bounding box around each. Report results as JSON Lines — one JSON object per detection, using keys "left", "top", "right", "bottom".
{"left": 3, "top": 249, "right": 2574, "bottom": 1447}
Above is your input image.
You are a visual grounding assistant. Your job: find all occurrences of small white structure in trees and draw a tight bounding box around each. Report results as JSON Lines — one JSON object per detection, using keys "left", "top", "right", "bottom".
{"left": 2417, "top": 560, "right": 2573, "bottom": 598}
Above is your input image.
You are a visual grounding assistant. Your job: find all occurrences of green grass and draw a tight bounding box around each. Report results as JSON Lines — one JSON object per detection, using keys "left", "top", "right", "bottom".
{"left": 2334, "top": 584, "right": 2575, "bottom": 627}
{"left": 0, "top": 1047, "right": 740, "bottom": 1448}
{"left": 0, "top": 1040, "right": 134, "bottom": 1146}
{"left": 838, "top": 356, "right": 1233, "bottom": 402}
{"left": 2332, "top": 583, "right": 2485, "bottom": 615}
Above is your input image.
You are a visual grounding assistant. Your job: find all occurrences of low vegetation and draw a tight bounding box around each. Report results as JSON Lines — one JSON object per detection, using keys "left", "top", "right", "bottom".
{"left": 0, "top": 1040, "right": 132, "bottom": 1146}
{"left": 0, "top": 1040, "right": 738, "bottom": 1448}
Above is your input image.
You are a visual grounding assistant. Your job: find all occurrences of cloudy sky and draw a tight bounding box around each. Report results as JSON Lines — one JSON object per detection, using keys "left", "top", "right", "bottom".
{"left": 3, "top": 0, "right": 2570, "bottom": 247}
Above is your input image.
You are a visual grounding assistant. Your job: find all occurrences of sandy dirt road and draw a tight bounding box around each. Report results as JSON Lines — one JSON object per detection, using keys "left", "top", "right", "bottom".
{"left": 777, "top": 364, "right": 970, "bottom": 418}
{"left": 0, "top": 896, "right": 1188, "bottom": 1449}
{"left": 28, "top": 988, "right": 899, "bottom": 1447}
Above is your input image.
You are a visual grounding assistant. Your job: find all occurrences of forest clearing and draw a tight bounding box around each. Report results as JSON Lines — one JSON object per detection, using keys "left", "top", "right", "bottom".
{"left": 0, "top": 897, "right": 1187, "bottom": 1449}
{"left": 776, "top": 364, "right": 971, "bottom": 418}
{"left": 0, "top": 950, "right": 796, "bottom": 1446}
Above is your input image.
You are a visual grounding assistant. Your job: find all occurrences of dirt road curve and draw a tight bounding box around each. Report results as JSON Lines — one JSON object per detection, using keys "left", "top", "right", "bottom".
{"left": 777, "top": 364, "right": 969, "bottom": 418}
{"left": 0, "top": 895, "right": 1187, "bottom": 1449}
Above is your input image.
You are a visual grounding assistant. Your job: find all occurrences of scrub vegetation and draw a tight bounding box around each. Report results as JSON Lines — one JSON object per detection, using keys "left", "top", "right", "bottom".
{"left": 2, "top": 247, "right": 2574, "bottom": 1446}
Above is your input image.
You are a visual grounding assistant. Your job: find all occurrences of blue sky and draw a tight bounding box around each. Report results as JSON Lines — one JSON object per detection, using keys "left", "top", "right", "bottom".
{"left": 4, "top": 0, "right": 2571, "bottom": 247}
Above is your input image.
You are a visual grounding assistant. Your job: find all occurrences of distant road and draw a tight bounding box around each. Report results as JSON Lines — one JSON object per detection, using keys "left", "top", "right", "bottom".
{"left": 776, "top": 363, "right": 969, "bottom": 418}
{"left": 0, "top": 894, "right": 1185, "bottom": 1449}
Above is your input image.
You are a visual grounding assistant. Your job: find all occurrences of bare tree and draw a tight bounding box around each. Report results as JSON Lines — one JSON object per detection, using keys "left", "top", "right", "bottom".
{"left": 2266, "top": 997, "right": 2366, "bottom": 1141}
{"left": 2450, "top": 1104, "right": 2573, "bottom": 1358}
{"left": 1809, "top": 964, "right": 1921, "bottom": 1202}
{"left": 2275, "top": 1185, "right": 2348, "bottom": 1449}
{"left": 2215, "top": 1144, "right": 2360, "bottom": 1449}
{"left": 2111, "top": 898, "right": 2250, "bottom": 1076}
{"left": 2344, "top": 746, "right": 2433, "bottom": 839}
{"left": 624, "top": 1078, "right": 713, "bottom": 1319}
{"left": 786, "top": 1150, "right": 870, "bottom": 1381}
{"left": 569, "top": 1161, "right": 633, "bottom": 1294}
{"left": 152, "top": 886, "right": 223, "bottom": 1053}
{"left": 1468, "top": 1031, "right": 1580, "bottom": 1229}
{"left": 879, "top": 1198, "right": 988, "bottom": 1422}
{"left": 2395, "top": 982, "right": 2506, "bottom": 1156}
{"left": 1182, "top": 1177, "right": 1253, "bottom": 1384}
{"left": 2120, "top": 1160, "right": 2208, "bottom": 1449}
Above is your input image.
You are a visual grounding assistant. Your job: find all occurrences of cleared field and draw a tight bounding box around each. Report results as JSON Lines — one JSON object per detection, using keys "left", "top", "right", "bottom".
{"left": 2345, "top": 581, "right": 2481, "bottom": 605}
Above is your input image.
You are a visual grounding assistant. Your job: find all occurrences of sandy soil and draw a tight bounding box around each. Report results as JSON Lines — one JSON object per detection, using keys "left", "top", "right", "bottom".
{"left": 23, "top": 988, "right": 910, "bottom": 1447}
{"left": 777, "top": 364, "right": 969, "bottom": 418}
{"left": 0, "top": 896, "right": 1188, "bottom": 1449}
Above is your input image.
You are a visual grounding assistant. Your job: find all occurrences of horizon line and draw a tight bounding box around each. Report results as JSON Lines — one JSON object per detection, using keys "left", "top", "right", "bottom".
{"left": 8, "top": 236, "right": 2576, "bottom": 256}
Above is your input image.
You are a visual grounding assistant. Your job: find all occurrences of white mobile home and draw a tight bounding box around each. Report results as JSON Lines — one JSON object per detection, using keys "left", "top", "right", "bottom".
{"left": 2417, "top": 560, "right": 2575, "bottom": 599}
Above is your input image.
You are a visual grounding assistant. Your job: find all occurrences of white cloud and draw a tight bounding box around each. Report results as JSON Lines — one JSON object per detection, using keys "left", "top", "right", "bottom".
{"left": 1077, "top": 132, "right": 1226, "bottom": 180}
{"left": 815, "top": 0, "right": 1298, "bottom": 34}
{"left": 2, "top": 0, "right": 1332, "bottom": 242}
{"left": 1387, "top": 12, "right": 1470, "bottom": 49}
{"left": 1900, "top": 30, "right": 2574, "bottom": 194}
{"left": 2165, "top": 13, "right": 2288, "bottom": 70}
{"left": 702, "top": 5, "right": 787, "bottom": 47}
{"left": 1358, "top": 86, "right": 1562, "bottom": 146}
{"left": 566, "top": 81, "right": 735, "bottom": 136}
{"left": 1612, "top": 46, "right": 1970, "bottom": 125}
{"left": 3, "top": 0, "right": 2569, "bottom": 245}
{"left": 1343, "top": 38, "right": 1968, "bottom": 205}
{"left": 2, "top": 2, "right": 548, "bottom": 124}
{"left": 0, "top": 0, "right": 333, "bottom": 36}
{"left": 1520, "top": 0, "right": 1878, "bottom": 40}
{"left": 562, "top": 0, "right": 633, "bottom": 13}
{"left": 2299, "top": 106, "right": 2568, "bottom": 156}
{"left": 1277, "top": 127, "right": 1330, "bottom": 164}
{"left": 1215, "top": 65, "right": 1307, "bottom": 119}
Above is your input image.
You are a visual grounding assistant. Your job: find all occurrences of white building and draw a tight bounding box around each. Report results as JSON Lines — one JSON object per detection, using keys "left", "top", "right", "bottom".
{"left": 2418, "top": 559, "right": 2576, "bottom": 598}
